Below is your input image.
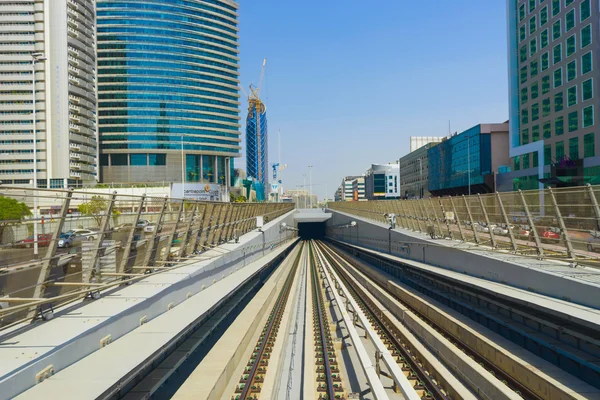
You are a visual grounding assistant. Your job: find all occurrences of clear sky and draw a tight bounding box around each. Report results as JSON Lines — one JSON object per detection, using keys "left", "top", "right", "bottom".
{"left": 237, "top": 0, "right": 509, "bottom": 200}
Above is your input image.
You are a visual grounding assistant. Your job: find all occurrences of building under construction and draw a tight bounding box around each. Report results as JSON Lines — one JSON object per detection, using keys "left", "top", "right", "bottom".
{"left": 245, "top": 59, "right": 268, "bottom": 201}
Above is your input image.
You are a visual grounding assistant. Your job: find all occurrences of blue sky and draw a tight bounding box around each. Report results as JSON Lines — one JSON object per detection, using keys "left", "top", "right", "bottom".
{"left": 237, "top": 0, "right": 509, "bottom": 200}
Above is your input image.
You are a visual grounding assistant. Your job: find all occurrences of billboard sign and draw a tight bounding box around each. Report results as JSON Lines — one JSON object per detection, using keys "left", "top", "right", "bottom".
{"left": 171, "top": 183, "right": 225, "bottom": 201}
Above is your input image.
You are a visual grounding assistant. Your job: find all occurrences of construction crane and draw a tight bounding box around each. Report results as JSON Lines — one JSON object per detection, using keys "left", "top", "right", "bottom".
{"left": 246, "top": 58, "right": 268, "bottom": 200}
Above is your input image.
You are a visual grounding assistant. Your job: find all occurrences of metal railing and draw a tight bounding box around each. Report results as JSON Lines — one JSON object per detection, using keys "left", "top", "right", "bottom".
{"left": 328, "top": 184, "right": 600, "bottom": 266}
{"left": 0, "top": 185, "right": 295, "bottom": 328}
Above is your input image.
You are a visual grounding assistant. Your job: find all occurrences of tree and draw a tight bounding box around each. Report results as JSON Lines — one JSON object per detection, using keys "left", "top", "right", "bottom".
{"left": 0, "top": 196, "right": 32, "bottom": 240}
{"left": 78, "top": 196, "right": 108, "bottom": 226}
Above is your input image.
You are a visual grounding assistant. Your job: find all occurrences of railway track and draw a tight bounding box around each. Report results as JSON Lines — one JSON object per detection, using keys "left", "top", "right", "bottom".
{"left": 308, "top": 242, "right": 345, "bottom": 400}
{"left": 316, "top": 240, "right": 548, "bottom": 400}
{"left": 232, "top": 244, "right": 303, "bottom": 400}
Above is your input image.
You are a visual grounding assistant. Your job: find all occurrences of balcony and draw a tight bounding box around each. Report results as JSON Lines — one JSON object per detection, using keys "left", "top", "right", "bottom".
{"left": 69, "top": 123, "right": 80, "bottom": 131}
{"left": 68, "top": 104, "right": 80, "bottom": 112}
{"left": 67, "top": 27, "right": 78, "bottom": 38}
{"left": 70, "top": 162, "right": 81, "bottom": 169}
{"left": 68, "top": 46, "right": 79, "bottom": 56}
{"left": 69, "top": 94, "right": 80, "bottom": 103}
{"left": 69, "top": 113, "right": 80, "bottom": 122}
{"left": 68, "top": 55, "right": 79, "bottom": 65}
{"left": 68, "top": 74, "right": 79, "bottom": 84}
{"left": 70, "top": 152, "right": 81, "bottom": 159}
{"left": 68, "top": 65, "right": 80, "bottom": 75}
{"left": 69, "top": 170, "right": 82, "bottom": 178}
{"left": 69, "top": 142, "right": 80, "bottom": 150}
{"left": 67, "top": 17, "right": 78, "bottom": 28}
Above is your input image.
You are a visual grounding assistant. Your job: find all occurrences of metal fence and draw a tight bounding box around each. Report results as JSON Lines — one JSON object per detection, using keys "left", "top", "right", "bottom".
{"left": 0, "top": 186, "right": 294, "bottom": 328}
{"left": 328, "top": 184, "right": 600, "bottom": 266}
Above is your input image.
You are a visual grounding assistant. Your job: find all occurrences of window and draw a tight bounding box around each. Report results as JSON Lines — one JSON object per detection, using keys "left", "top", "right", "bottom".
{"left": 540, "top": 6, "right": 548, "bottom": 25}
{"left": 100, "top": 154, "right": 109, "bottom": 166}
{"left": 581, "top": 0, "right": 591, "bottom": 21}
{"left": 582, "top": 52, "right": 592, "bottom": 74}
{"left": 519, "top": 3, "right": 526, "bottom": 21}
{"left": 541, "top": 76, "right": 550, "bottom": 94}
{"left": 581, "top": 24, "right": 591, "bottom": 48}
{"left": 520, "top": 66, "right": 528, "bottom": 83}
{"left": 554, "top": 91, "right": 564, "bottom": 111}
{"left": 531, "top": 60, "right": 539, "bottom": 77}
{"left": 552, "top": 0, "right": 560, "bottom": 16}
{"left": 522, "top": 128, "right": 530, "bottom": 144}
{"left": 566, "top": 9, "right": 575, "bottom": 32}
{"left": 569, "top": 137, "right": 579, "bottom": 159}
{"left": 542, "top": 97, "right": 551, "bottom": 116}
{"left": 552, "top": 20, "right": 561, "bottom": 40}
{"left": 583, "top": 105, "right": 594, "bottom": 127}
{"left": 529, "top": 0, "right": 536, "bottom": 13}
{"left": 530, "top": 15, "right": 537, "bottom": 35}
{"left": 584, "top": 132, "right": 595, "bottom": 157}
{"left": 514, "top": 156, "right": 521, "bottom": 171}
{"left": 556, "top": 140, "right": 565, "bottom": 159}
{"left": 541, "top": 29, "right": 549, "bottom": 48}
{"left": 530, "top": 38, "right": 537, "bottom": 56}
{"left": 533, "top": 81, "right": 540, "bottom": 97}
{"left": 554, "top": 68, "right": 562, "bottom": 87}
{"left": 553, "top": 44, "right": 562, "bottom": 64}
{"left": 543, "top": 121, "right": 552, "bottom": 138}
{"left": 523, "top": 153, "right": 530, "bottom": 169}
{"left": 541, "top": 52, "right": 549, "bottom": 70}
{"left": 520, "top": 45, "right": 528, "bottom": 63}
{"left": 544, "top": 144, "right": 552, "bottom": 165}
{"left": 522, "top": 108, "right": 529, "bottom": 124}
{"left": 520, "top": 25, "right": 527, "bottom": 42}
{"left": 555, "top": 116, "right": 565, "bottom": 135}
{"left": 532, "top": 124, "right": 540, "bottom": 141}
{"left": 568, "top": 110, "right": 578, "bottom": 132}
{"left": 130, "top": 154, "right": 147, "bottom": 166}
{"left": 566, "top": 34, "right": 576, "bottom": 57}
{"left": 521, "top": 87, "right": 529, "bottom": 103}
{"left": 533, "top": 151, "right": 539, "bottom": 167}
{"left": 567, "top": 86, "right": 577, "bottom": 107}
{"left": 567, "top": 60, "right": 577, "bottom": 81}
{"left": 111, "top": 154, "right": 128, "bottom": 166}
{"left": 532, "top": 103, "right": 539, "bottom": 121}
{"left": 149, "top": 153, "right": 166, "bottom": 166}
{"left": 565, "top": 0, "right": 574, "bottom": 5}
{"left": 582, "top": 78, "right": 593, "bottom": 101}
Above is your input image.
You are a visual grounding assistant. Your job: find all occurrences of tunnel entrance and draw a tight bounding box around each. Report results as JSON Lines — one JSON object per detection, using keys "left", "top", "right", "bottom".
{"left": 298, "top": 222, "right": 326, "bottom": 239}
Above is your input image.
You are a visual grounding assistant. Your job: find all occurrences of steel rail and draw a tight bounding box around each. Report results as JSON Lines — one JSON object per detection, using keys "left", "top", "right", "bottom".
{"left": 308, "top": 241, "right": 338, "bottom": 400}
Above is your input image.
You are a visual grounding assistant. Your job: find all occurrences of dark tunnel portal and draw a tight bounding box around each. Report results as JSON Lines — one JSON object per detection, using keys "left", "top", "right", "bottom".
{"left": 298, "top": 222, "right": 326, "bottom": 239}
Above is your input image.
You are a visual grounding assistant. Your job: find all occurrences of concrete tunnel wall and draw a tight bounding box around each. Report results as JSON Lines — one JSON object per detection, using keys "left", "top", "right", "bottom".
{"left": 325, "top": 209, "right": 600, "bottom": 310}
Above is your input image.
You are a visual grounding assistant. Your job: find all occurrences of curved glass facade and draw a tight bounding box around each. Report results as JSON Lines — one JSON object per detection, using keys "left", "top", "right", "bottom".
{"left": 97, "top": 0, "right": 240, "bottom": 185}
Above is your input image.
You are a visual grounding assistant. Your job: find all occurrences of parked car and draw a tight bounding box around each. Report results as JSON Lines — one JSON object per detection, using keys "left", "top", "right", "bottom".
{"left": 541, "top": 227, "right": 561, "bottom": 243}
{"left": 13, "top": 234, "right": 53, "bottom": 249}
{"left": 137, "top": 219, "right": 151, "bottom": 228}
{"left": 113, "top": 223, "right": 133, "bottom": 231}
{"left": 492, "top": 225, "right": 511, "bottom": 236}
{"left": 144, "top": 223, "right": 157, "bottom": 233}
{"left": 472, "top": 222, "right": 490, "bottom": 233}
{"left": 57, "top": 229, "right": 97, "bottom": 248}
{"left": 587, "top": 231, "right": 600, "bottom": 252}
{"left": 514, "top": 225, "right": 532, "bottom": 239}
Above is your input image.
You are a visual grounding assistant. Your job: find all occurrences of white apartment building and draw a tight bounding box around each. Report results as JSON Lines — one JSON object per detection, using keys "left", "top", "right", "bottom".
{"left": 0, "top": 0, "right": 97, "bottom": 189}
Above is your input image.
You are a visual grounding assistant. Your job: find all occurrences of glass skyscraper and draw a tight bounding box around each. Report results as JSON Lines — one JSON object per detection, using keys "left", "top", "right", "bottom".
{"left": 246, "top": 97, "right": 268, "bottom": 201}
{"left": 96, "top": 0, "right": 240, "bottom": 186}
{"left": 505, "top": 0, "right": 599, "bottom": 190}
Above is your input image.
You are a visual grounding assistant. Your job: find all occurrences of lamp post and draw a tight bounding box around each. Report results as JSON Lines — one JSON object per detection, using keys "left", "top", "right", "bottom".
{"left": 308, "top": 165, "right": 313, "bottom": 208}
{"left": 31, "top": 52, "right": 46, "bottom": 257}
{"left": 417, "top": 158, "right": 423, "bottom": 199}
{"left": 303, "top": 174, "right": 307, "bottom": 209}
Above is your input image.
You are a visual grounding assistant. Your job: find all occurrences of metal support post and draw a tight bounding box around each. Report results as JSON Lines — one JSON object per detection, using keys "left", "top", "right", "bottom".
{"left": 118, "top": 194, "right": 145, "bottom": 274}
{"left": 477, "top": 194, "right": 497, "bottom": 248}
{"left": 162, "top": 200, "right": 185, "bottom": 262}
{"left": 213, "top": 203, "right": 229, "bottom": 244}
{"left": 190, "top": 204, "right": 208, "bottom": 254}
{"left": 463, "top": 195, "right": 479, "bottom": 244}
{"left": 87, "top": 191, "right": 118, "bottom": 283}
{"left": 143, "top": 196, "right": 169, "bottom": 267}
{"left": 407, "top": 201, "right": 418, "bottom": 231}
{"left": 224, "top": 204, "right": 239, "bottom": 242}
{"left": 418, "top": 200, "right": 432, "bottom": 236}
{"left": 217, "top": 204, "right": 234, "bottom": 244}
{"left": 28, "top": 189, "right": 73, "bottom": 320}
{"left": 496, "top": 192, "right": 518, "bottom": 252}
{"left": 412, "top": 200, "right": 424, "bottom": 232}
{"left": 586, "top": 184, "right": 600, "bottom": 231}
{"left": 448, "top": 196, "right": 465, "bottom": 241}
{"left": 518, "top": 190, "right": 544, "bottom": 257}
{"left": 548, "top": 187, "right": 575, "bottom": 259}
{"left": 203, "top": 204, "right": 220, "bottom": 248}
{"left": 428, "top": 198, "right": 443, "bottom": 237}
{"left": 438, "top": 198, "right": 452, "bottom": 238}
{"left": 237, "top": 204, "right": 251, "bottom": 236}
{"left": 178, "top": 202, "right": 198, "bottom": 258}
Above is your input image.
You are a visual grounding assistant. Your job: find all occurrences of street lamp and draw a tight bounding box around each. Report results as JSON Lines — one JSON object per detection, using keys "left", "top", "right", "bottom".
{"left": 417, "top": 158, "right": 423, "bottom": 199}
{"left": 31, "top": 52, "right": 46, "bottom": 257}
{"left": 308, "top": 165, "right": 313, "bottom": 208}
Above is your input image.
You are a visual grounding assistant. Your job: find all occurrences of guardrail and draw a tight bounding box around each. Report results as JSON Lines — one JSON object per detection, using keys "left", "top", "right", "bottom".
{"left": 328, "top": 184, "right": 600, "bottom": 266}
{"left": 0, "top": 185, "right": 294, "bottom": 328}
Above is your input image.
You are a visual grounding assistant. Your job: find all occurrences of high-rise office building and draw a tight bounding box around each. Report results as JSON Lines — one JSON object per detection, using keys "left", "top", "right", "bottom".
{"left": 0, "top": 0, "right": 97, "bottom": 188}
{"left": 246, "top": 96, "right": 267, "bottom": 201}
{"left": 96, "top": 0, "right": 240, "bottom": 187}
{"left": 505, "top": 0, "right": 599, "bottom": 190}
